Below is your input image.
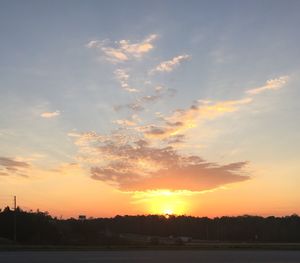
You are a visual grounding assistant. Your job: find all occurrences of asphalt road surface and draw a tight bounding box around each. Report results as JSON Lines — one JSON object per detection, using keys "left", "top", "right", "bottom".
{"left": 1, "top": 250, "right": 300, "bottom": 263}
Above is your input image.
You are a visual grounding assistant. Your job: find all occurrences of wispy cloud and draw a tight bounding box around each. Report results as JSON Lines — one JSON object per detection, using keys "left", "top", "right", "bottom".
{"left": 150, "top": 54, "right": 190, "bottom": 74}
{"left": 0, "top": 156, "right": 30, "bottom": 177}
{"left": 51, "top": 162, "right": 84, "bottom": 176}
{"left": 86, "top": 34, "right": 158, "bottom": 63}
{"left": 119, "top": 34, "right": 158, "bottom": 58}
{"left": 114, "top": 69, "right": 139, "bottom": 93}
{"left": 140, "top": 75, "right": 289, "bottom": 139}
{"left": 113, "top": 86, "right": 176, "bottom": 113}
{"left": 246, "top": 76, "right": 289, "bottom": 95}
{"left": 164, "top": 134, "right": 185, "bottom": 145}
{"left": 40, "top": 111, "right": 60, "bottom": 118}
{"left": 113, "top": 118, "right": 137, "bottom": 127}
{"left": 114, "top": 102, "right": 145, "bottom": 112}
{"left": 142, "top": 97, "right": 253, "bottom": 139}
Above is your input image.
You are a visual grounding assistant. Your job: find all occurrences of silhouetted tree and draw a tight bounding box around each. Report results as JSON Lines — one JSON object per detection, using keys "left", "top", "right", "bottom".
{"left": 0, "top": 209, "right": 299, "bottom": 245}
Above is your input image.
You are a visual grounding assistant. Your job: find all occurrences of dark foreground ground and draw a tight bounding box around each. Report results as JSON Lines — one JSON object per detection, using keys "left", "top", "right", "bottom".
{"left": 1, "top": 250, "right": 300, "bottom": 263}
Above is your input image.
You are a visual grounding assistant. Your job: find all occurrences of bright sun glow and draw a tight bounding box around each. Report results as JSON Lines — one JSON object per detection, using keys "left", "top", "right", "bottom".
{"left": 132, "top": 190, "right": 192, "bottom": 215}
{"left": 164, "top": 208, "right": 173, "bottom": 215}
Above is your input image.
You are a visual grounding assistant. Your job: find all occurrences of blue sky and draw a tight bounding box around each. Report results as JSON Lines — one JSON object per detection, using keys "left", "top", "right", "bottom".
{"left": 0, "top": 1, "right": 299, "bottom": 216}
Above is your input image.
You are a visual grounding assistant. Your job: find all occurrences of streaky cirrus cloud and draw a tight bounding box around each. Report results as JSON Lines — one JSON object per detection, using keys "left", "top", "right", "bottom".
{"left": 150, "top": 54, "right": 190, "bottom": 74}
{"left": 86, "top": 34, "right": 158, "bottom": 63}
{"left": 0, "top": 156, "right": 30, "bottom": 177}
{"left": 40, "top": 110, "right": 60, "bottom": 118}
{"left": 246, "top": 76, "right": 289, "bottom": 95}
{"left": 0, "top": 157, "right": 29, "bottom": 168}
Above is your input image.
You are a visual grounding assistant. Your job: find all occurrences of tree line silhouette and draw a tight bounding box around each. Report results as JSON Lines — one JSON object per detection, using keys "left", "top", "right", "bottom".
{"left": 0, "top": 207, "right": 300, "bottom": 245}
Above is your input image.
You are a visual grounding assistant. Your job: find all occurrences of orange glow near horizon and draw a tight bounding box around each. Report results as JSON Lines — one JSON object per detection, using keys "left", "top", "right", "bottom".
{"left": 133, "top": 190, "right": 191, "bottom": 216}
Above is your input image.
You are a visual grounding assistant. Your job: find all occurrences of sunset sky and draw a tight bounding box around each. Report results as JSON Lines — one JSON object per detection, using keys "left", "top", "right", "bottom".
{"left": 0, "top": 0, "right": 299, "bottom": 218}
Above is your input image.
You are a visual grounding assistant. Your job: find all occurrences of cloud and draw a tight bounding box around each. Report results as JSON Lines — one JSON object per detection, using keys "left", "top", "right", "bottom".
{"left": 138, "top": 76, "right": 287, "bottom": 141}
{"left": 113, "top": 98, "right": 157, "bottom": 113}
{"left": 112, "top": 115, "right": 141, "bottom": 128}
{"left": 146, "top": 76, "right": 288, "bottom": 139}
{"left": 0, "top": 157, "right": 30, "bottom": 177}
{"left": 0, "top": 157, "right": 29, "bottom": 168}
{"left": 105, "top": 49, "right": 128, "bottom": 62}
{"left": 114, "top": 102, "right": 145, "bottom": 112}
{"left": 141, "top": 94, "right": 161, "bottom": 102}
{"left": 150, "top": 54, "right": 190, "bottom": 74}
{"left": 246, "top": 76, "right": 289, "bottom": 95}
{"left": 113, "top": 86, "right": 176, "bottom": 113}
{"left": 70, "top": 131, "right": 249, "bottom": 192}
{"left": 164, "top": 134, "right": 185, "bottom": 145}
{"left": 51, "top": 162, "right": 85, "bottom": 176}
{"left": 113, "top": 119, "right": 137, "bottom": 127}
{"left": 119, "top": 34, "right": 157, "bottom": 58}
{"left": 81, "top": 35, "right": 289, "bottom": 195}
{"left": 142, "top": 97, "right": 253, "bottom": 139}
{"left": 40, "top": 111, "right": 60, "bottom": 118}
{"left": 86, "top": 34, "right": 158, "bottom": 63}
{"left": 109, "top": 162, "right": 249, "bottom": 192}
{"left": 114, "top": 69, "right": 139, "bottom": 93}
{"left": 86, "top": 39, "right": 128, "bottom": 62}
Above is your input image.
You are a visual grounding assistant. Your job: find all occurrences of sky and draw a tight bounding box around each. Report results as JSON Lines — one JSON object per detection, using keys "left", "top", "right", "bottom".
{"left": 0, "top": 0, "right": 299, "bottom": 218}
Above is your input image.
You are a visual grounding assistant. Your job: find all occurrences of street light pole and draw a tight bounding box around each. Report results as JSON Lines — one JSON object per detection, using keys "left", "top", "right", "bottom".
{"left": 13, "top": 195, "right": 17, "bottom": 243}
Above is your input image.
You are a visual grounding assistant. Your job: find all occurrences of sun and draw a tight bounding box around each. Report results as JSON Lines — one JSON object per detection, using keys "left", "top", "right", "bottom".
{"left": 163, "top": 208, "right": 174, "bottom": 219}
{"left": 135, "top": 190, "right": 189, "bottom": 215}
{"left": 164, "top": 208, "right": 174, "bottom": 215}
{"left": 153, "top": 201, "right": 185, "bottom": 216}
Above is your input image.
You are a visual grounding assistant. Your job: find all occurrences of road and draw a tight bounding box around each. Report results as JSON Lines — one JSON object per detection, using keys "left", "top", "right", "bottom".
{"left": 1, "top": 250, "right": 300, "bottom": 263}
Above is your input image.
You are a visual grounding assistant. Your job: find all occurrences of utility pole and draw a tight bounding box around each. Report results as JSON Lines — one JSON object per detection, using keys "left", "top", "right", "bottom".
{"left": 13, "top": 195, "right": 17, "bottom": 244}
